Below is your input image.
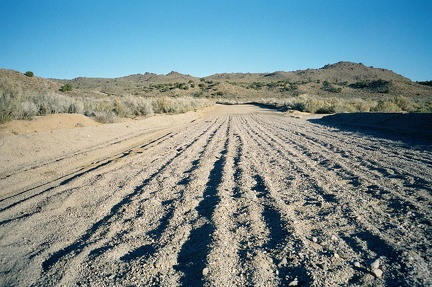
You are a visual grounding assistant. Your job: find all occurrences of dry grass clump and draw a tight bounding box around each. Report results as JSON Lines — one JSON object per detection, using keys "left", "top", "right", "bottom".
{"left": 255, "top": 94, "right": 421, "bottom": 114}
{"left": 152, "top": 96, "right": 212, "bottom": 114}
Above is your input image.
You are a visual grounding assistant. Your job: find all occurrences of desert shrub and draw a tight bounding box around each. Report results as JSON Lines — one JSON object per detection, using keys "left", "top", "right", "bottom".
{"left": 60, "top": 83, "right": 73, "bottom": 92}
{"left": 349, "top": 99, "right": 373, "bottom": 112}
{"left": 67, "top": 100, "right": 84, "bottom": 114}
{"left": 373, "top": 100, "right": 402, "bottom": 112}
{"left": 0, "top": 77, "right": 23, "bottom": 123}
{"left": 113, "top": 97, "right": 130, "bottom": 117}
{"left": 417, "top": 80, "right": 432, "bottom": 87}
{"left": 32, "top": 93, "right": 71, "bottom": 114}
{"left": 152, "top": 96, "right": 212, "bottom": 114}
{"left": 24, "top": 71, "right": 34, "bottom": 77}
{"left": 17, "top": 101, "right": 38, "bottom": 119}
{"left": 153, "top": 97, "right": 174, "bottom": 113}
{"left": 94, "top": 110, "right": 117, "bottom": 123}
{"left": 349, "top": 79, "right": 390, "bottom": 93}
{"left": 393, "top": 95, "right": 416, "bottom": 112}
{"left": 119, "top": 95, "right": 153, "bottom": 117}
{"left": 322, "top": 81, "right": 341, "bottom": 93}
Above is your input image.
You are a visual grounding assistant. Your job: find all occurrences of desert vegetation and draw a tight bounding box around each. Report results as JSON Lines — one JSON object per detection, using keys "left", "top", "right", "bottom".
{"left": 0, "top": 75, "right": 213, "bottom": 124}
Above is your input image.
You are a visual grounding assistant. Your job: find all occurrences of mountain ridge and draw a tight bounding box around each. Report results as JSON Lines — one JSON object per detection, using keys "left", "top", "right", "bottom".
{"left": 1, "top": 62, "right": 431, "bottom": 100}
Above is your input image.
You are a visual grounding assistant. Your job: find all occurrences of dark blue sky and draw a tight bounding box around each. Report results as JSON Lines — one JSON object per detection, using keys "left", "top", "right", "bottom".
{"left": 1, "top": 0, "right": 431, "bottom": 80}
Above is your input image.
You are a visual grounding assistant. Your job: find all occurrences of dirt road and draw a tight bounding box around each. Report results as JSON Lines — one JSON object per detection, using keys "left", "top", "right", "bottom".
{"left": 1, "top": 105, "right": 431, "bottom": 286}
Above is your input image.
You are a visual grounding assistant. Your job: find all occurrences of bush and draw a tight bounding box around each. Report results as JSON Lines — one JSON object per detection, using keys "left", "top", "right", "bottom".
{"left": 24, "top": 71, "right": 34, "bottom": 77}
{"left": 32, "top": 93, "right": 68, "bottom": 114}
{"left": 94, "top": 111, "right": 117, "bottom": 123}
{"left": 120, "top": 95, "right": 153, "bottom": 116}
{"left": 373, "top": 100, "right": 402, "bottom": 112}
{"left": 17, "top": 101, "right": 38, "bottom": 119}
{"left": 393, "top": 95, "right": 416, "bottom": 112}
{"left": 60, "top": 83, "right": 73, "bottom": 92}
{"left": 349, "top": 79, "right": 390, "bottom": 93}
{"left": 68, "top": 101, "right": 84, "bottom": 114}
{"left": 322, "top": 81, "right": 341, "bottom": 93}
{"left": 0, "top": 77, "right": 23, "bottom": 123}
{"left": 153, "top": 97, "right": 175, "bottom": 114}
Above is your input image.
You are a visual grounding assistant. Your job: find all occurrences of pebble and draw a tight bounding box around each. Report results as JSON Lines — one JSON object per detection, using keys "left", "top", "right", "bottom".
{"left": 370, "top": 258, "right": 380, "bottom": 269}
{"left": 202, "top": 267, "right": 209, "bottom": 276}
{"left": 278, "top": 257, "right": 288, "bottom": 267}
{"left": 371, "top": 268, "right": 383, "bottom": 278}
{"left": 312, "top": 237, "right": 318, "bottom": 243}
{"left": 353, "top": 261, "right": 361, "bottom": 268}
{"left": 288, "top": 278, "right": 298, "bottom": 286}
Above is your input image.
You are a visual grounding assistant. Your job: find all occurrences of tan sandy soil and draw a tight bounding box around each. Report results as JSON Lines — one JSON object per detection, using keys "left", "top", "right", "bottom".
{"left": 0, "top": 105, "right": 431, "bottom": 286}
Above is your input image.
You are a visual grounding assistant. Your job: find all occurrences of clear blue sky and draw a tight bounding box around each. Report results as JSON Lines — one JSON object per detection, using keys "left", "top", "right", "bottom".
{"left": 1, "top": 0, "right": 431, "bottom": 80}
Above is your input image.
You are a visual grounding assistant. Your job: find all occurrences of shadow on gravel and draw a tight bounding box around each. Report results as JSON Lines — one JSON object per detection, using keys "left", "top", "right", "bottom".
{"left": 252, "top": 174, "right": 311, "bottom": 286}
{"left": 175, "top": 141, "right": 228, "bottom": 286}
{"left": 341, "top": 231, "right": 407, "bottom": 286}
{"left": 309, "top": 113, "right": 432, "bottom": 146}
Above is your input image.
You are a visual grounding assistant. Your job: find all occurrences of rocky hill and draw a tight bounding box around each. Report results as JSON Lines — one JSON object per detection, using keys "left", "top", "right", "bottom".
{"left": 1, "top": 62, "right": 431, "bottom": 100}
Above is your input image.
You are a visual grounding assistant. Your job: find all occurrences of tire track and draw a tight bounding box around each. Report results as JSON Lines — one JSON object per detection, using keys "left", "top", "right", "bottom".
{"left": 35, "top": 117, "right": 226, "bottom": 285}
{"left": 242, "top": 114, "right": 429, "bottom": 285}
{"left": 1, "top": 105, "right": 431, "bottom": 287}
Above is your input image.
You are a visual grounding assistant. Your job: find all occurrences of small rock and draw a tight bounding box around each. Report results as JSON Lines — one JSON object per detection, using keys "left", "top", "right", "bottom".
{"left": 333, "top": 252, "right": 340, "bottom": 259}
{"left": 354, "top": 261, "right": 361, "bottom": 268}
{"left": 370, "top": 258, "right": 380, "bottom": 270}
{"left": 202, "top": 267, "right": 209, "bottom": 276}
{"left": 312, "top": 237, "right": 318, "bottom": 243}
{"left": 288, "top": 278, "right": 298, "bottom": 286}
{"left": 371, "top": 268, "right": 383, "bottom": 278}
{"left": 278, "top": 257, "right": 288, "bottom": 267}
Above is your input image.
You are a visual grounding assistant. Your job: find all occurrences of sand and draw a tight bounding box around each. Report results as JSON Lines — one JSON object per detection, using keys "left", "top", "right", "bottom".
{"left": 1, "top": 105, "right": 431, "bottom": 286}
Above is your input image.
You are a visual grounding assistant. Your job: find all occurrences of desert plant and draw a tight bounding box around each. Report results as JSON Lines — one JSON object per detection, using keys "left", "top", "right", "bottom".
{"left": 24, "top": 71, "right": 34, "bottom": 77}
{"left": 67, "top": 100, "right": 84, "bottom": 114}
{"left": 393, "top": 95, "right": 416, "bottom": 112}
{"left": 0, "top": 77, "right": 23, "bottom": 123}
{"left": 373, "top": 100, "right": 402, "bottom": 112}
{"left": 119, "top": 95, "right": 153, "bottom": 117}
{"left": 60, "top": 83, "right": 73, "bottom": 92}
{"left": 152, "top": 97, "right": 172, "bottom": 114}
{"left": 349, "top": 79, "right": 390, "bottom": 93}
{"left": 32, "top": 93, "right": 73, "bottom": 114}
{"left": 322, "top": 81, "right": 342, "bottom": 93}
{"left": 94, "top": 110, "right": 117, "bottom": 123}
{"left": 17, "top": 101, "right": 38, "bottom": 119}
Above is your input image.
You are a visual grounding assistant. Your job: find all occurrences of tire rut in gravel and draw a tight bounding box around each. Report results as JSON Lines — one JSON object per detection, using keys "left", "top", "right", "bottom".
{"left": 1, "top": 106, "right": 431, "bottom": 287}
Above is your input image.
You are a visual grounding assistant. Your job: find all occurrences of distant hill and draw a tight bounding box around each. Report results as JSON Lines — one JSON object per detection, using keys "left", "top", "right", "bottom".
{"left": 1, "top": 62, "right": 431, "bottom": 100}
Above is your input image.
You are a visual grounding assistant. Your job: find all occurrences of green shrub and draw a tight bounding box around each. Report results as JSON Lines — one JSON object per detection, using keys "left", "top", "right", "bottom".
{"left": 24, "top": 71, "right": 34, "bottom": 77}
{"left": 322, "top": 81, "right": 341, "bottom": 93}
{"left": 60, "top": 83, "right": 73, "bottom": 92}
{"left": 349, "top": 79, "right": 390, "bottom": 93}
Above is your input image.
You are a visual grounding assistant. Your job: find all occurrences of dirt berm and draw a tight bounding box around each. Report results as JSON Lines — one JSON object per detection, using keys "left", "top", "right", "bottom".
{"left": 1, "top": 105, "right": 431, "bottom": 286}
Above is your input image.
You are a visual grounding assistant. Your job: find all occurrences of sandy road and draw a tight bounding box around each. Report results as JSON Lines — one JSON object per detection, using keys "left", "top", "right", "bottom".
{"left": 0, "top": 105, "right": 431, "bottom": 286}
